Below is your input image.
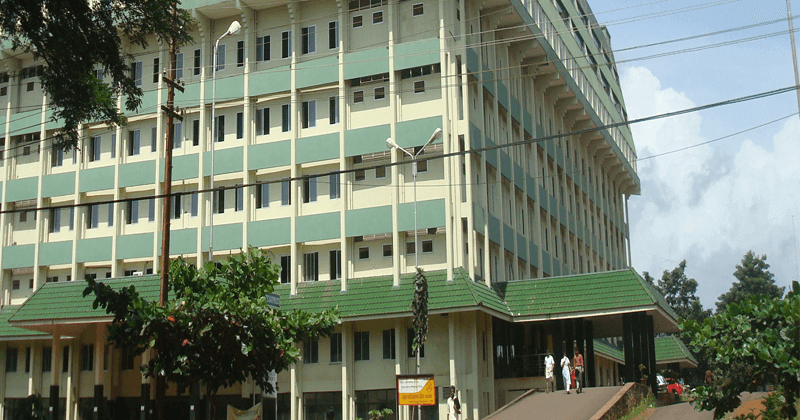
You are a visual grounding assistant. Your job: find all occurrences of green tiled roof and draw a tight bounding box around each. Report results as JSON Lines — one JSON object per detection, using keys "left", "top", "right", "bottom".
{"left": 500, "top": 268, "right": 679, "bottom": 320}
{"left": 0, "top": 305, "right": 48, "bottom": 339}
{"left": 593, "top": 338, "right": 624, "bottom": 362}
{"left": 655, "top": 336, "right": 697, "bottom": 365}
{"left": 10, "top": 275, "right": 160, "bottom": 323}
{"left": 275, "top": 268, "right": 509, "bottom": 318}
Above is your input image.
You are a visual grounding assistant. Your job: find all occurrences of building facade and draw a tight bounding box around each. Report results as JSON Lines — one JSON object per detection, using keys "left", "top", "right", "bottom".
{"left": 0, "top": 0, "right": 663, "bottom": 419}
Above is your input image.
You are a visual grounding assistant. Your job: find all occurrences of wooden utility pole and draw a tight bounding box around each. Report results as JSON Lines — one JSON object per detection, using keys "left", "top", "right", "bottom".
{"left": 157, "top": 3, "right": 184, "bottom": 420}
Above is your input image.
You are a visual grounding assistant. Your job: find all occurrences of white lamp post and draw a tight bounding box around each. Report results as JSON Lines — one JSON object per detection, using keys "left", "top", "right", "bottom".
{"left": 209, "top": 20, "right": 240, "bottom": 261}
{"left": 386, "top": 128, "right": 442, "bottom": 268}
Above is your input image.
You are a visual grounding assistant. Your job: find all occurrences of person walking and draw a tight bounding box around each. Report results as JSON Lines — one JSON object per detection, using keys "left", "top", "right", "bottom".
{"left": 561, "top": 353, "right": 571, "bottom": 394}
{"left": 544, "top": 351, "right": 555, "bottom": 393}
{"left": 574, "top": 348, "right": 584, "bottom": 394}
{"left": 447, "top": 385, "right": 460, "bottom": 420}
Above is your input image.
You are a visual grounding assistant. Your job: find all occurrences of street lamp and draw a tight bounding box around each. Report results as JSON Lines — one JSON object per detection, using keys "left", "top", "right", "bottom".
{"left": 386, "top": 128, "right": 442, "bottom": 268}
{"left": 209, "top": 20, "right": 240, "bottom": 261}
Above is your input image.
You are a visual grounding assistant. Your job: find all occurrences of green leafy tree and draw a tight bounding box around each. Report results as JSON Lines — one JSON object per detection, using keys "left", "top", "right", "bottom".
{"left": 716, "top": 251, "right": 785, "bottom": 312}
{"left": 682, "top": 281, "right": 800, "bottom": 419}
{"left": 84, "top": 247, "right": 340, "bottom": 414}
{"left": 411, "top": 267, "right": 429, "bottom": 364}
{"left": 644, "top": 260, "right": 711, "bottom": 323}
{"left": 0, "top": 0, "right": 192, "bottom": 148}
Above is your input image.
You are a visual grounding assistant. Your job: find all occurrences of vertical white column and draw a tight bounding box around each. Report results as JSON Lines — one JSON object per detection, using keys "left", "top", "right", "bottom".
{"left": 438, "top": 0, "right": 454, "bottom": 281}
{"left": 240, "top": 4, "right": 254, "bottom": 250}
{"left": 0, "top": 344, "right": 6, "bottom": 420}
{"left": 288, "top": 2, "right": 299, "bottom": 295}
{"left": 336, "top": 0, "right": 348, "bottom": 292}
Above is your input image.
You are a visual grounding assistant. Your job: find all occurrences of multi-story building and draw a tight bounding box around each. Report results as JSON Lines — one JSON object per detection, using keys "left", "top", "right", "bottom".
{"left": 0, "top": 0, "right": 681, "bottom": 419}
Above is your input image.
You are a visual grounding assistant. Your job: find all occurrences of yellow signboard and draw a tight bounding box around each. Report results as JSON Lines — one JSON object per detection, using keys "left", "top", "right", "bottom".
{"left": 397, "top": 374, "right": 436, "bottom": 406}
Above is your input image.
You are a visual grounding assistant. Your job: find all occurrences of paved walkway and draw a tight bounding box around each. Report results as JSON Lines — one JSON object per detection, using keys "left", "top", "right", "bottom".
{"left": 491, "top": 387, "right": 621, "bottom": 420}
{"left": 647, "top": 392, "right": 766, "bottom": 420}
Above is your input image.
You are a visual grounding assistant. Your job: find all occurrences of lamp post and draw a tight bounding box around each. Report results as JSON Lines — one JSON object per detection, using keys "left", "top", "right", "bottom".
{"left": 209, "top": 21, "right": 240, "bottom": 261}
{"left": 386, "top": 128, "right": 442, "bottom": 268}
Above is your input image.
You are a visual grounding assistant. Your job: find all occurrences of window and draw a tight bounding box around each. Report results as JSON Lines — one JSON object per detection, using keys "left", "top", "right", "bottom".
{"left": 49, "top": 208, "right": 61, "bottom": 233}
{"left": 89, "top": 136, "right": 101, "bottom": 162}
{"left": 235, "top": 186, "right": 244, "bottom": 212}
{"left": 256, "top": 183, "right": 269, "bottom": 209}
{"left": 383, "top": 244, "right": 392, "bottom": 257}
{"left": 69, "top": 208, "right": 75, "bottom": 231}
{"left": 26, "top": 81, "right": 34, "bottom": 92}
{"left": 281, "top": 180, "right": 291, "bottom": 206}
{"left": 281, "top": 31, "right": 292, "bottom": 59}
{"left": 131, "top": 61, "right": 143, "bottom": 87}
{"left": 374, "top": 86, "right": 385, "bottom": 100}
{"left": 51, "top": 147, "right": 63, "bottom": 167}
{"left": 304, "top": 252, "right": 319, "bottom": 281}
{"left": 237, "top": 40, "right": 245, "bottom": 67}
{"left": 5, "top": 348, "right": 17, "bottom": 372}
{"left": 190, "top": 191, "right": 199, "bottom": 217}
{"left": 88, "top": 204, "right": 99, "bottom": 229}
{"left": 24, "top": 347, "right": 31, "bottom": 373}
{"left": 358, "top": 246, "right": 369, "bottom": 260}
{"left": 353, "top": 90, "right": 364, "bottom": 103}
{"left": 406, "top": 242, "right": 415, "bottom": 255}
{"left": 414, "top": 80, "right": 425, "bottom": 93}
{"left": 215, "top": 115, "right": 225, "bottom": 142}
{"left": 172, "top": 195, "right": 180, "bottom": 219}
{"left": 42, "top": 347, "right": 52, "bottom": 373}
{"left": 12, "top": 280, "right": 20, "bottom": 290}
{"left": 121, "top": 347, "right": 136, "bottom": 370}
{"left": 256, "top": 108, "right": 270, "bottom": 135}
{"left": 354, "top": 169, "right": 365, "bottom": 181}
{"left": 175, "top": 52, "right": 184, "bottom": 79}
{"left": 126, "top": 200, "right": 139, "bottom": 224}
{"left": 422, "top": 239, "right": 433, "bottom": 253}
{"left": 412, "top": 3, "right": 424, "bottom": 16}
{"left": 151, "top": 126, "right": 158, "bottom": 152}
{"left": 303, "top": 339, "right": 319, "bottom": 363}
{"left": 417, "top": 158, "right": 428, "bottom": 173}
{"left": 353, "top": 15, "right": 363, "bottom": 28}
{"left": 329, "top": 173, "right": 340, "bottom": 199}
{"left": 282, "top": 104, "right": 291, "bottom": 132}
{"left": 28, "top": 279, "right": 33, "bottom": 289}
{"left": 152, "top": 57, "right": 159, "bottom": 83}
{"left": 19, "top": 211, "right": 27, "bottom": 223}
{"left": 81, "top": 345, "right": 94, "bottom": 371}
{"left": 354, "top": 331, "right": 369, "bottom": 361}
{"left": 329, "top": 96, "right": 339, "bottom": 125}
{"left": 330, "top": 333, "right": 342, "bottom": 362}
{"left": 172, "top": 121, "right": 182, "bottom": 148}
{"left": 192, "top": 119, "right": 200, "bottom": 146}
{"left": 302, "top": 101, "right": 316, "bottom": 129}
{"left": 383, "top": 329, "right": 396, "bottom": 359}
{"left": 128, "top": 130, "right": 140, "bottom": 156}
{"left": 256, "top": 36, "right": 270, "bottom": 62}
{"left": 148, "top": 198, "right": 156, "bottom": 222}
{"left": 407, "top": 328, "right": 425, "bottom": 357}
{"left": 236, "top": 112, "right": 244, "bottom": 139}
{"left": 301, "top": 26, "right": 316, "bottom": 54}
{"left": 62, "top": 346, "right": 69, "bottom": 372}
{"left": 216, "top": 43, "right": 226, "bottom": 71}
{"left": 280, "top": 256, "right": 291, "bottom": 284}
{"left": 214, "top": 189, "right": 225, "bottom": 214}
{"left": 329, "top": 21, "right": 339, "bottom": 49}
{"left": 329, "top": 250, "right": 341, "bottom": 280}
{"left": 372, "top": 11, "right": 384, "bottom": 24}
{"left": 193, "top": 48, "right": 201, "bottom": 76}
{"left": 375, "top": 166, "right": 386, "bottom": 178}
{"left": 303, "top": 177, "right": 317, "bottom": 203}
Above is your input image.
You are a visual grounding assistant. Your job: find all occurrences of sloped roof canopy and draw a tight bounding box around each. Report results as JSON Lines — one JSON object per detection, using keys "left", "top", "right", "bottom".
{"left": 0, "top": 305, "right": 49, "bottom": 341}
{"left": 593, "top": 336, "right": 698, "bottom": 368}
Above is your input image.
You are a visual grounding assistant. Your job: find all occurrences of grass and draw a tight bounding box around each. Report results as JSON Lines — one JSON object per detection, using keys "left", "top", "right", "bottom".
{"left": 617, "top": 395, "right": 656, "bottom": 420}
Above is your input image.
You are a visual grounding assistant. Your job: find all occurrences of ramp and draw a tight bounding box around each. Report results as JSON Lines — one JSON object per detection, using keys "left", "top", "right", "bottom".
{"left": 486, "top": 387, "right": 622, "bottom": 420}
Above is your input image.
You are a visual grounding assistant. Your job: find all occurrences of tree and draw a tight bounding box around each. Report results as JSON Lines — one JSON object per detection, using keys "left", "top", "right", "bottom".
{"left": 0, "top": 0, "right": 192, "bottom": 148}
{"left": 643, "top": 260, "right": 711, "bottom": 323}
{"left": 84, "top": 247, "right": 341, "bottom": 414}
{"left": 682, "top": 281, "right": 800, "bottom": 419}
{"left": 716, "top": 251, "right": 785, "bottom": 312}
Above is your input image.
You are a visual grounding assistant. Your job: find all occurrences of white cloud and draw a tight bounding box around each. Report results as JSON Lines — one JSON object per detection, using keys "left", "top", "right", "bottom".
{"left": 622, "top": 67, "right": 800, "bottom": 309}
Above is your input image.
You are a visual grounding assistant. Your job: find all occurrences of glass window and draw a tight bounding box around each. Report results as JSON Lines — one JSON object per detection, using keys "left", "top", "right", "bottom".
{"left": 282, "top": 104, "right": 291, "bottom": 132}
{"left": 81, "top": 345, "right": 94, "bottom": 371}
{"left": 382, "top": 244, "right": 392, "bottom": 257}
{"left": 358, "top": 246, "right": 369, "bottom": 260}
{"left": 353, "top": 90, "right": 364, "bottom": 103}
{"left": 329, "top": 96, "right": 339, "bottom": 125}
{"left": 237, "top": 40, "right": 245, "bottom": 67}
{"left": 236, "top": 112, "right": 244, "bottom": 139}
{"left": 256, "top": 183, "right": 270, "bottom": 209}
{"left": 329, "top": 250, "right": 341, "bottom": 280}
{"left": 304, "top": 252, "right": 319, "bottom": 281}
{"left": 382, "top": 329, "right": 395, "bottom": 359}
{"left": 193, "top": 49, "right": 201, "bottom": 76}
{"left": 329, "top": 173, "right": 340, "bottom": 199}
{"left": 256, "top": 108, "right": 270, "bottom": 135}
{"left": 281, "top": 180, "right": 291, "bottom": 206}
{"left": 330, "top": 333, "right": 342, "bottom": 363}
{"left": 301, "top": 26, "right": 316, "bottom": 54}
{"left": 302, "top": 101, "right": 316, "bottom": 129}
{"left": 280, "top": 255, "right": 291, "bottom": 284}
{"left": 412, "top": 3, "right": 424, "bottom": 16}
{"left": 372, "top": 11, "right": 383, "bottom": 24}
{"left": 281, "top": 31, "right": 292, "bottom": 59}
{"left": 303, "top": 177, "right": 317, "bottom": 203}
{"left": 374, "top": 86, "right": 385, "bottom": 100}
{"left": 303, "top": 339, "right": 319, "bottom": 363}
{"left": 256, "top": 36, "right": 271, "bottom": 62}
{"left": 352, "top": 15, "right": 363, "bottom": 28}
{"left": 422, "top": 239, "right": 433, "bottom": 253}
{"left": 328, "top": 21, "right": 339, "bottom": 49}
{"left": 216, "top": 43, "right": 226, "bottom": 71}
{"left": 354, "top": 331, "right": 369, "bottom": 361}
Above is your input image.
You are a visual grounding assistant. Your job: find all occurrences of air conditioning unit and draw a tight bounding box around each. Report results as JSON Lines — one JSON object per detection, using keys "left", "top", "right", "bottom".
{"left": 133, "top": 271, "right": 143, "bottom": 276}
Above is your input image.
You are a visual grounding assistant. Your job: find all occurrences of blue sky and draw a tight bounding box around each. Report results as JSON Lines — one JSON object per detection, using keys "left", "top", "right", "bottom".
{"left": 589, "top": 0, "right": 800, "bottom": 308}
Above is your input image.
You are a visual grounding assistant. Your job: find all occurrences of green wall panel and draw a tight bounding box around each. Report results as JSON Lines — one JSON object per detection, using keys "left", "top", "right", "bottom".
{"left": 395, "top": 116, "right": 443, "bottom": 149}
{"left": 514, "top": 164, "right": 524, "bottom": 190}
{"left": 248, "top": 218, "right": 291, "bottom": 247}
{"left": 394, "top": 38, "right": 440, "bottom": 71}
{"left": 344, "top": 47, "right": 389, "bottom": 80}
{"left": 398, "top": 198, "right": 446, "bottom": 232}
{"left": 116, "top": 233, "right": 154, "bottom": 260}
{"left": 42, "top": 173, "right": 76, "bottom": 198}
{"left": 160, "top": 154, "right": 200, "bottom": 182}
{"left": 345, "top": 206, "right": 392, "bottom": 237}
{"left": 344, "top": 124, "right": 390, "bottom": 157}
{"left": 503, "top": 224, "right": 514, "bottom": 252}
{"left": 466, "top": 48, "right": 480, "bottom": 73}
{"left": 203, "top": 147, "right": 243, "bottom": 176}
{"left": 529, "top": 243, "right": 539, "bottom": 268}
{"left": 296, "top": 133, "right": 340, "bottom": 164}
{"left": 541, "top": 251, "right": 551, "bottom": 275}
{"left": 249, "top": 66, "right": 291, "bottom": 96}
{"left": 472, "top": 202, "right": 485, "bottom": 235}
{"left": 2, "top": 245, "right": 35, "bottom": 269}
{"left": 482, "top": 69, "right": 495, "bottom": 96}
{"left": 201, "top": 223, "right": 243, "bottom": 251}
{"left": 517, "top": 234, "right": 527, "bottom": 263}
{"left": 183, "top": 82, "right": 201, "bottom": 103}
{"left": 497, "top": 82, "right": 509, "bottom": 110}
{"left": 132, "top": 90, "right": 158, "bottom": 116}
{"left": 8, "top": 110, "right": 40, "bottom": 136}
{"left": 205, "top": 75, "right": 244, "bottom": 100}
{"left": 510, "top": 97, "right": 521, "bottom": 124}
{"left": 79, "top": 166, "right": 115, "bottom": 193}
{"left": 76, "top": 237, "right": 113, "bottom": 263}
{"left": 488, "top": 215, "right": 501, "bottom": 245}
{"left": 39, "top": 241, "right": 73, "bottom": 266}
{"left": 500, "top": 152, "right": 512, "bottom": 180}
{"left": 6, "top": 177, "right": 39, "bottom": 202}
{"left": 119, "top": 160, "right": 156, "bottom": 188}
{"left": 249, "top": 141, "right": 291, "bottom": 170}
{"left": 297, "top": 56, "right": 339, "bottom": 89}
{"left": 161, "top": 228, "right": 198, "bottom": 256}
{"left": 44, "top": 109, "right": 64, "bottom": 130}
{"left": 296, "top": 212, "right": 341, "bottom": 243}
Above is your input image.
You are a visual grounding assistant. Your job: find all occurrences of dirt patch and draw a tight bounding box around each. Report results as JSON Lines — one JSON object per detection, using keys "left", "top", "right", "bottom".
{"left": 725, "top": 393, "right": 768, "bottom": 419}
